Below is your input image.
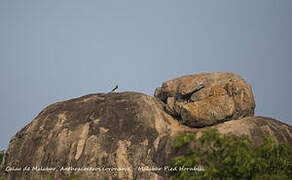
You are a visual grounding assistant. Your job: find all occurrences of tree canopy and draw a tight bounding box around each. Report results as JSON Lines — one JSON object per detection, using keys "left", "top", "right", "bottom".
{"left": 0, "top": 153, "right": 3, "bottom": 165}
{"left": 169, "top": 129, "right": 292, "bottom": 180}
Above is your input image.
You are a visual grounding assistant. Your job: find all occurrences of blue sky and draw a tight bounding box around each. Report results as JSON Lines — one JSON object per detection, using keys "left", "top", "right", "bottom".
{"left": 0, "top": 0, "right": 291, "bottom": 149}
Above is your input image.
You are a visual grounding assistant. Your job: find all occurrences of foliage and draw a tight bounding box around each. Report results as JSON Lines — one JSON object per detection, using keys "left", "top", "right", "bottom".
{"left": 0, "top": 153, "right": 3, "bottom": 180}
{"left": 63, "top": 175, "right": 80, "bottom": 180}
{"left": 168, "top": 129, "right": 292, "bottom": 180}
{"left": 0, "top": 152, "right": 3, "bottom": 165}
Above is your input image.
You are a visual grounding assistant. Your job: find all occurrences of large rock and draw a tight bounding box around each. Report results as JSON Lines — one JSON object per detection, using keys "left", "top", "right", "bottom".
{"left": 0, "top": 92, "right": 193, "bottom": 180}
{"left": 198, "top": 116, "right": 292, "bottom": 146}
{"left": 154, "top": 72, "right": 255, "bottom": 127}
{"left": 1, "top": 93, "right": 291, "bottom": 180}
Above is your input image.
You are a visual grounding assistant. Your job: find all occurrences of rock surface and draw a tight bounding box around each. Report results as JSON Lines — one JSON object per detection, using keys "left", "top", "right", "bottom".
{"left": 0, "top": 73, "right": 291, "bottom": 180}
{"left": 155, "top": 72, "right": 255, "bottom": 127}
{"left": 198, "top": 116, "right": 292, "bottom": 146}
{"left": 1, "top": 92, "right": 193, "bottom": 180}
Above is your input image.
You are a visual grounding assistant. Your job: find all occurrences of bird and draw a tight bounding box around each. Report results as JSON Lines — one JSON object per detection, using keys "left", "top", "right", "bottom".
{"left": 110, "top": 83, "right": 118, "bottom": 93}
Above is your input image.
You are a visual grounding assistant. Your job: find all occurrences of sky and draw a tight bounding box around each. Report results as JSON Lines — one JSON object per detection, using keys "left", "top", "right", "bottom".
{"left": 0, "top": 0, "right": 291, "bottom": 150}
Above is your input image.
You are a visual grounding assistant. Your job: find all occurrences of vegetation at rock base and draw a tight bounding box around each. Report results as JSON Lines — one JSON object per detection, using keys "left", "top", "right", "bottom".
{"left": 0, "top": 153, "right": 3, "bottom": 165}
{"left": 62, "top": 175, "right": 80, "bottom": 180}
{"left": 168, "top": 129, "right": 292, "bottom": 180}
{"left": 0, "top": 151, "right": 4, "bottom": 180}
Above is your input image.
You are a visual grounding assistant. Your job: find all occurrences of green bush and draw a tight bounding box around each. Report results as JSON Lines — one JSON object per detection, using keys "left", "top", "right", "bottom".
{"left": 63, "top": 175, "right": 79, "bottom": 180}
{"left": 0, "top": 153, "right": 3, "bottom": 165}
{"left": 0, "top": 153, "right": 4, "bottom": 180}
{"left": 169, "top": 129, "right": 292, "bottom": 180}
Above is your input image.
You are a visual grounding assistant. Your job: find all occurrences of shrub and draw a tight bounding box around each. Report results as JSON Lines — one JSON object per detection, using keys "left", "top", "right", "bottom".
{"left": 0, "top": 153, "right": 3, "bottom": 165}
{"left": 169, "top": 129, "right": 292, "bottom": 180}
{"left": 63, "top": 175, "right": 80, "bottom": 180}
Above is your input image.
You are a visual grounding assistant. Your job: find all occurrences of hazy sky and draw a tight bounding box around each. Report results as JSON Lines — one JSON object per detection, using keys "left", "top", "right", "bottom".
{"left": 0, "top": 0, "right": 291, "bottom": 149}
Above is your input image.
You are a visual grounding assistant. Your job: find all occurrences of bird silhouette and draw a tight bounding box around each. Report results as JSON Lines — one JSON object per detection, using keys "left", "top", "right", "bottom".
{"left": 110, "top": 83, "right": 118, "bottom": 93}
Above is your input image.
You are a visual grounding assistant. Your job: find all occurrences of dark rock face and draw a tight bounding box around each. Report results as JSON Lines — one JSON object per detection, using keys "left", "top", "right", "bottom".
{"left": 0, "top": 92, "right": 193, "bottom": 180}
{"left": 154, "top": 72, "right": 255, "bottom": 127}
